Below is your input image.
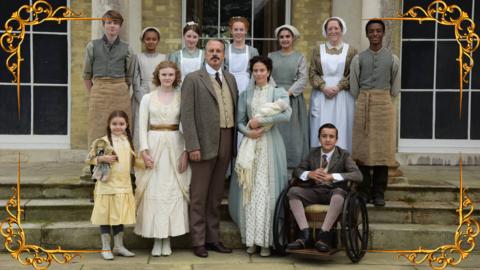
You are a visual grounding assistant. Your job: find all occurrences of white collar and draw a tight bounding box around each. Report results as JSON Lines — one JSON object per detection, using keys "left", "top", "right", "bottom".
{"left": 205, "top": 63, "right": 223, "bottom": 77}
{"left": 326, "top": 42, "right": 344, "bottom": 50}
{"left": 320, "top": 148, "right": 335, "bottom": 161}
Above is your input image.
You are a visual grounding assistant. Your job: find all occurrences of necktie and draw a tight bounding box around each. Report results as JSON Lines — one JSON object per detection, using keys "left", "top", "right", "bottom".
{"left": 215, "top": 72, "right": 222, "bottom": 88}
{"left": 320, "top": 154, "right": 328, "bottom": 170}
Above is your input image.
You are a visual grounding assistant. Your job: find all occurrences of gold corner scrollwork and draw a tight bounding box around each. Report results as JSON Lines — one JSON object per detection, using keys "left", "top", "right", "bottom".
{"left": 0, "top": 0, "right": 104, "bottom": 116}
{"left": 371, "top": 158, "right": 480, "bottom": 270}
{"left": 376, "top": 0, "right": 479, "bottom": 115}
{"left": 0, "top": 155, "right": 101, "bottom": 270}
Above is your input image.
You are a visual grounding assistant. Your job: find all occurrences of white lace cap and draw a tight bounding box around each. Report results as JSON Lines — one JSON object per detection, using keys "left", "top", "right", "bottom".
{"left": 322, "top": 17, "right": 347, "bottom": 38}
{"left": 274, "top": 24, "right": 300, "bottom": 40}
{"left": 140, "top": 26, "right": 161, "bottom": 40}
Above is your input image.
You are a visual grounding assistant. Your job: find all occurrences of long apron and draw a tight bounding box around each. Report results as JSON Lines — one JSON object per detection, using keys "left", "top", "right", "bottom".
{"left": 352, "top": 90, "right": 396, "bottom": 166}
{"left": 229, "top": 45, "right": 251, "bottom": 149}
{"left": 180, "top": 49, "right": 203, "bottom": 81}
{"left": 309, "top": 43, "right": 354, "bottom": 152}
{"left": 87, "top": 78, "right": 132, "bottom": 145}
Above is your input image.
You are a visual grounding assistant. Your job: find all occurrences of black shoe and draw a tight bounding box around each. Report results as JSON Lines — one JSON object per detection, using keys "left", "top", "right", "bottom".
{"left": 315, "top": 229, "right": 333, "bottom": 252}
{"left": 373, "top": 197, "right": 385, "bottom": 207}
{"left": 193, "top": 246, "right": 208, "bottom": 258}
{"left": 286, "top": 228, "right": 312, "bottom": 249}
{"left": 205, "top": 242, "right": 232, "bottom": 253}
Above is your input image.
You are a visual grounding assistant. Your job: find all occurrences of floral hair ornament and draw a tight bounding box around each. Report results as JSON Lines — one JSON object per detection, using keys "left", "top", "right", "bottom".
{"left": 322, "top": 16, "right": 347, "bottom": 38}
{"left": 186, "top": 21, "right": 198, "bottom": 26}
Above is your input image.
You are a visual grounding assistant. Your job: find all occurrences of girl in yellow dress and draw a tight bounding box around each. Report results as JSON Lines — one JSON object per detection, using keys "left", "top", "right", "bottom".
{"left": 87, "top": 110, "right": 136, "bottom": 260}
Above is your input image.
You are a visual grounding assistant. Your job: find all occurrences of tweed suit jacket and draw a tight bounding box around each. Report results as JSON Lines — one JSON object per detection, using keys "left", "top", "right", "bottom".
{"left": 180, "top": 66, "right": 238, "bottom": 160}
{"left": 293, "top": 146, "right": 362, "bottom": 190}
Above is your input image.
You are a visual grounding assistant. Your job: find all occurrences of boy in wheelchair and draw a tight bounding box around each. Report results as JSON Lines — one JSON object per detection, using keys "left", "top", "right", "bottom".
{"left": 286, "top": 123, "right": 362, "bottom": 252}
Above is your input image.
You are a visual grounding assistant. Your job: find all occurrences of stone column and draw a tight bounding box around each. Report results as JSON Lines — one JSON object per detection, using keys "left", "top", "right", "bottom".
{"left": 331, "top": 0, "right": 362, "bottom": 50}
{"left": 91, "top": 0, "right": 142, "bottom": 53}
{"left": 360, "top": 0, "right": 382, "bottom": 50}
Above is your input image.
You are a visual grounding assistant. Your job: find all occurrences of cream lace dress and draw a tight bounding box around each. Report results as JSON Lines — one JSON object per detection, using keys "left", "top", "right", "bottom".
{"left": 134, "top": 89, "right": 191, "bottom": 238}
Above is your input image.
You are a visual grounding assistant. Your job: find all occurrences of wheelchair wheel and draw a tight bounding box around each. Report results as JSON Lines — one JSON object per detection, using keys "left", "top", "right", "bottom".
{"left": 341, "top": 192, "right": 369, "bottom": 263}
{"left": 272, "top": 187, "right": 291, "bottom": 256}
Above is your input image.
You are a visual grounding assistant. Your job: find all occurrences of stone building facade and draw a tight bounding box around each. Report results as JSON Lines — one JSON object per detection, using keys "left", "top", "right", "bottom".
{"left": 1, "top": 0, "right": 478, "bottom": 164}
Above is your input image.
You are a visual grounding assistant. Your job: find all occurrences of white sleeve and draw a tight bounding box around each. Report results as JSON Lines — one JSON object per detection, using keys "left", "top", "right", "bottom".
{"left": 138, "top": 94, "right": 150, "bottom": 152}
{"left": 300, "top": 171, "right": 310, "bottom": 181}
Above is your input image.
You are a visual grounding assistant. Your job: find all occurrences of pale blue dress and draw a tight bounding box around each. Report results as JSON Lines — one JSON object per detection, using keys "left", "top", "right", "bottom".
{"left": 228, "top": 83, "right": 292, "bottom": 247}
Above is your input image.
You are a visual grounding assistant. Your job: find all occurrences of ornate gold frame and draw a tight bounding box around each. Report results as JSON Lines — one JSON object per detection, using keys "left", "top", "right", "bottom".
{"left": 0, "top": 0, "right": 479, "bottom": 270}
{"left": 0, "top": 1, "right": 104, "bottom": 269}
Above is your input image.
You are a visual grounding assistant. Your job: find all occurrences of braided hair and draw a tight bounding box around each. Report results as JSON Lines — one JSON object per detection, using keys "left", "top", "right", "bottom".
{"left": 106, "top": 110, "right": 135, "bottom": 152}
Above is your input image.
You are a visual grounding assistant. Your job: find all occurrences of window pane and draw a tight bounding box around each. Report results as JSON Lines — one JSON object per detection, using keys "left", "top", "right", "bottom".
{"left": 186, "top": 0, "right": 219, "bottom": 38}
{"left": 436, "top": 41, "right": 460, "bottom": 89}
{"left": 471, "top": 92, "right": 480, "bottom": 139}
{"left": 0, "top": 0, "right": 30, "bottom": 32}
{"left": 472, "top": 43, "right": 480, "bottom": 90}
{"left": 33, "top": 86, "right": 67, "bottom": 135}
{"left": 220, "top": 0, "right": 252, "bottom": 39}
{"left": 253, "top": 39, "right": 278, "bottom": 56}
{"left": 32, "top": 0, "right": 68, "bottom": 33}
{"left": 0, "top": 85, "right": 31, "bottom": 134}
{"left": 401, "top": 41, "right": 434, "bottom": 89}
{"left": 437, "top": 0, "right": 472, "bottom": 39}
{"left": 33, "top": 34, "right": 68, "bottom": 84}
{"left": 402, "top": 0, "right": 435, "bottom": 39}
{"left": 476, "top": 0, "right": 480, "bottom": 29}
{"left": 400, "top": 92, "right": 433, "bottom": 139}
{"left": 253, "top": 0, "right": 285, "bottom": 39}
{"left": 0, "top": 35, "right": 31, "bottom": 83}
{"left": 435, "top": 92, "right": 468, "bottom": 139}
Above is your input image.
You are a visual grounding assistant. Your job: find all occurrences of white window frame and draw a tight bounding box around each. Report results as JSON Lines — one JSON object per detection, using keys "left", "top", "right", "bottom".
{"left": 0, "top": 0, "right": 71, "bottom": 149}
{"left": 398, "top": 0, "right": 480, "bottom": 153}
{"left": 181, "top": 0, "right": 291, "bottom": 45}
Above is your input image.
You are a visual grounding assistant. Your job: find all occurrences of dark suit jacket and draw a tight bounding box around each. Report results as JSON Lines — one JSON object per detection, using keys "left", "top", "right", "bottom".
{"left": 180, "top": 66, "right": 238, "bottom": 160}
{"left": 293, "top": 146, "right": 362, "bottom": 190}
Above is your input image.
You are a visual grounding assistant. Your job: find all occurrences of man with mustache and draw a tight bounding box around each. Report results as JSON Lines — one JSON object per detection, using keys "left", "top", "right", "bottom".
{"left": 180, "top": 39, "right": 238, "bottom": 257}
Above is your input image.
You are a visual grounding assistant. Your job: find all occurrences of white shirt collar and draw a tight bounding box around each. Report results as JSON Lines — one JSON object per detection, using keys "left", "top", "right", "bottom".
{"left": 205, "top": 63, "right": 223, "bottom": 77}
{"left": 320, "top": 147, "right": 335, "bottom": 161}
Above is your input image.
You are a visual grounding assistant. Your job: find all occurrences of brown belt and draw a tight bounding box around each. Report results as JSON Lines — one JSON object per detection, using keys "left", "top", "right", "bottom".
{"left": 149, "top": 124, "right": 179, "bottom": 131}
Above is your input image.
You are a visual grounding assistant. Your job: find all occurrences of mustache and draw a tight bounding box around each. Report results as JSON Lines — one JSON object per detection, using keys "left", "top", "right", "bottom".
{"left": 210, "top": 55, "right": 220, "bottom": 60}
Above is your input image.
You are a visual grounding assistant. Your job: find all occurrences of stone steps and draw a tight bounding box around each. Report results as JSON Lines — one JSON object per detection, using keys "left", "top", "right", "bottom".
{"left": 0, "top": 221, "right": 467, "bottom": 251}
{"left": 0, "top": 182, "right": 93, "bottom": 200}
{"left": 1, "top": 176, "right": 479, "bottom": 202}
{"left": 1, "top": 161, "right": 479, "bottom": 251}
{"left": 1, "top": 198, "right": 477, "bottom": 226}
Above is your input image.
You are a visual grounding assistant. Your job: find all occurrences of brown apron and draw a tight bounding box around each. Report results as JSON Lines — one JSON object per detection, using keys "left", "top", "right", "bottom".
{"left": 87, "top": 78, "right": 132, "bottom": 145}
{"left": 352, "top": 90, "right": 396, "bottom": 166}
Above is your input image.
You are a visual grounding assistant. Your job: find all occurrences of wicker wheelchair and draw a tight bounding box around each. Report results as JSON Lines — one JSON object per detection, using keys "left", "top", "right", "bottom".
{"left": 272, "top": 183, "right": 369, "bottom": 263}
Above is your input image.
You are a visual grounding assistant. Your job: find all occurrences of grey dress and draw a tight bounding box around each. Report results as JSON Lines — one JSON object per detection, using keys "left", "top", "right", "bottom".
{"left": 269, "top": 50, "right": 309, "bottom": 168}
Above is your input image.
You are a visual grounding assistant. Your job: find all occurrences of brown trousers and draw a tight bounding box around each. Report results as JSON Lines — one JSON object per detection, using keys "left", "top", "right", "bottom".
{"left": 189, "top": 128, "right": 233, "bottom": 246}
